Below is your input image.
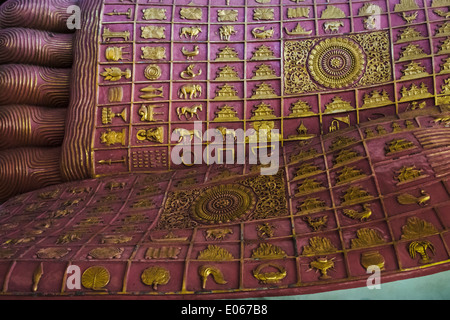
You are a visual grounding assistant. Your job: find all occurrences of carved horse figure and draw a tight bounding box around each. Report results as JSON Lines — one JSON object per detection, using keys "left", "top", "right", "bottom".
{"left": 324, "top": 21, "right": 344, "bottom": 33}
{"left": 177, "top": 104, "right": 203, "bottom": 120}
{"left": 173, "top": 128, "right": 202, "bottom": 143}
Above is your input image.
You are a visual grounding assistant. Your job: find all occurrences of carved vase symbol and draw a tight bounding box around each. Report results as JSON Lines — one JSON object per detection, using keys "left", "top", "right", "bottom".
{"left": 361, "top": 251, "right": 385, "bottom": 270}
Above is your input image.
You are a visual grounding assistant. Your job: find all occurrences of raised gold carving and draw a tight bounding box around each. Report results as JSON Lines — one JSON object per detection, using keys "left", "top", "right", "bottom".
{"left": 108, "top": 86, "right": 124, "bottom": 103}
{"left": 176, "top": 104, "right": 203, "bottom": 121}
{"left": 362, "top": 90, "right": 393, "bottom": 108}
{"left": 397, "top": 190, "right": 431, "bottom": 206}
{"left": 205, "top": 228, "right": 233, "bottom": 241}
{"left": 361, "top": 251, "right": 385, "bottom": 270}
{"left": 251, "top": 243, "right": 287, "bottom": 260}
{"left": 396, "top": 26, "right": 424, "bottom": 43}
{"left": 106, "top": 8, "right": 132, "bottom": 19}
{"left": 303, "top": 237, "right": 338, "bottom": 255}
{"left": 102, "top": 107, "right": 127, "bottom": 125}
{"left": 295, "top": 178, "right": 325, "bottom": 196}
{"left": 401, "top": 217, "right": 438, "bottom": 240}
{"left": 216, "top": 65, "right": 240, "bottom": 81}
{"left": 182, "top": 46, "right": 200, "bottom": 60}
{"left": 257, "top": 223, "right": 276, "bottom": 239}
{"left": 251, "top": 82, "right": 277, "bottom": 99}
{"left": 324, "top": 21, "right": 344, "bottom": 33}
{"left": 179, "top": 84, "right": 202, "bottom": 99}
{"left": 400, "top": 60, "right": 431, "bottom": 80}
{"left": 36, "top": 247, "right": 70, "bottom": 259}
{"left": 214, "top": 105, "right": 240, "bottom": 122}
{"left": 88, "top": 247, "right": 123, "bottom": 259}
{"left": 141, "top": 46, "right": 166, "bottom": 60}
{"left": 199, "top": 265, "right": 227, "bottom": 289}
{"left": 100, "top": 67, "right": 131, "bottom": 82}
{"left": 438, "top": 38, "right": 450, "bottom": 54}
{"left": 251, "top": 26, "right": 275, "bottom": 39}
{"left": 219, "top": 25, "right": 238, "bottom": 41}
{"left": 336, "top": 166, "right": 366, "bottom": 185}
{"left": 394, "top": 0, "right": 419, "bottom": 12}
{"left": 324, "top": 97, "right": 354, "bottom": 113}
{"left": 351, "top": 228, "right": 386, "bottom": 248}
{"left": 321, "top": 5, "right": 346, "bottom": 19}
{"left": 436, "top": 22, "right": 450, "bottom": 37}
{"left": 32, "top": 263, "right": 44, "bottom": 292}
{"left": 253, "top": 8, "right": 274, "bottom": 20}
{"left": 102, "top": 28, "right": 130, "bottom": 42}
{"left": 142, "top": 8, "right": 167, "bottom": 20}
{"left": 138, "top": 105, "right": 164, "bottom": 122}
{"left": 144, "top": 65, "right": 162, "bottom": 80}
{"left": 341, "top": 186, "right": 374, "bottom": 206}
{"left": 214, "top": 84, "right": 239, "bottom": 100}
{"left": 297, "top": 197, "right": 328, "bottom": 215}
{"left": 253, "top": 263, "right": 287, "bottom": 284}
{"left": 285, "top": 23, "right": 313, "bottom": 36}
{"left": 398, "top": 44, "right": 427, "bottom": 61}
{"left": 287, "top": 7, "right": 310, "bottom": 18}
{"left": 145, "top": 247, "right": 181, "bottom": 259}
{"left": 141, "top": 266, "right": 170, "bottom": 290}
{"left": 216, "top": 46, "right": 239, "bottom": 61}
{"left": 198, "top": 245, "right": 234, "bottom": 261}
{"left": 303, "top": 215, "right": 328, "bottom": 232}
{"left": 180, "top": 64, "right": 202, "bottom": 80}
{"left": 288, "top": 122, "right": 316, "bottom": 140}
{"left": 252, "top": 45, "right": 275, "bottom": 60}
{"left": 81, "top": 266, "right": 110, "bottom": 291}
{"left": 140, "top": 85, "right": 164, "bottom": 100}
{"left": 105, "top": 46, "right": 129, "bottom": 62}
{"left": 101, "top": 235, "right": 133, "bottom": 244}
{"left": 141, "top": 26, "right": 166, "bottom": 39}
{"left": 180, "top": 26, "right": 202, "bottom": 39}
{"left": 310, "top": 257, "right": 335, "bottom": 280}
{"left": 400, "top": 83, "right": 433, "bottom": 101}
{"left": 343, "top": 203, "right": 372, "bottom": 221}
{"left": 401, "top": 11, "right": 419, "bottom": 24}
{"left": 217, "top": 9, "right": 238, "bottom": 22}
{"left": 285, "top": 32, "right": 391, "bottom": 94}
{"left": 251, "top": 102, "right": 275, "bottom": 120}
{"left": 180, "top": 7, "right": 202, "bottom": 20}
{"left": 396, "top": 166, "right": 427, "bottom": 185}
{"left": 100, "top": 129, "right": 126, "bottom": 146}
{"left": 289, "top": 100, "right": 315, "bottom": 117}
{"left": 386, "top": 138, "right": 416, "bottom": 154}
{"left": 409, "top": 240, "right": 435, "bottom": 264}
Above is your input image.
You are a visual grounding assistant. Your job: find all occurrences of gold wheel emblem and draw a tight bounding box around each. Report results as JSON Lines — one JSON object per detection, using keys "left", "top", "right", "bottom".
{"left": 192, "top": 184, "right": 256, "bottom": 224}
{"left": 308, "top": 37, "right": 366, "bottom": 89}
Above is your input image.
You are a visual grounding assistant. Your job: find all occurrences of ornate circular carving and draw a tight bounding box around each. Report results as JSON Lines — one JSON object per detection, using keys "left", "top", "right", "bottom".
{"left": 192, "top": 184, "right": 256, "bottom": 224}
{"left": 307, "top": 37, "right": 366, "bottom": 89}
{"left": 81, "top": 266, "right": 110, "bottom": 291}
{"left": 144, "top": 64, "right": 162, "bottom": 80}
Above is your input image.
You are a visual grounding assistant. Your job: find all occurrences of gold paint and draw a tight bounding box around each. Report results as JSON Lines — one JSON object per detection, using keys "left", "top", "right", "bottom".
{"left": 324, "top": 97, "right": 354, "bottom": 114}
{"left": 180, "top": 26, "right": 202, "bottom": 40}
{"left": 361, "top": 251, "right": 385, "bottom": 271}
{"left": 436, "top": 22, "right": 450, "bottom": 37}
{"left": 321, "top": 5, "right": 346, "bottom": 18}
{"left": 140, "top": 85, "right": 164, "bottom": 100}
{"left": 32, "top": 263, "right": 44, "bottom": 292}
{"left": 257, "top": 223, "right": 276, "bottom": 239}
{"left": 343, "top": 203, "right": 372, "bottom": 221}
{"left": 398, "top": 44, "right": 427, "bottom": 62}
{"left": 251, "top": 82, "right": 278, "bottom": 99}
{"left": 216, "top": 46, "right": 239, "bottom": 61}
{"left": 341, "top": 186, "right": 374, "bottom": 206}
{"left": 303, "top": 215, "right": 328, "bottom": 232}
{"left": 36, "top": 247, "right": 70, "bottom": 259}
{"left": 144, "top": 65, "right": 162, "bottom": 80}
{"left": 181, "top": 46, "right": 200, "bottom": 60}
{"left": 293, "top": 163, "right": 321, "bottom": 180}
{"left": 396, "top": 26, "right": 424, "bottom": 43}
{"left": 217, "top": 9, "right": 238, "bottom": 22}
{"left": 394, "top": 0, "right": 419, "bottom": 11}
{"left": 214, "top": 105, "right": 240, "bottom": 122}
{"left": 310, "top": 257, "right": 335, "bottom": 280}
{"left": 351, "top": 228, "right": 386, "bottom": 248}
{"left": 400, "top": 11, "right": 419, "bottom": 24}
{"left": 101, "top": 235, "right": 133, "bottom": 244}
{"left": 401, "top": 217, "right": 438, "bottom": 240}
{"left": 180, "top": 64, "right": 202, "bottom": 80}
{"left": 180, "top": 7, "right": 202, "bottom": 20}
{"left": 335, "top": 166, "right": 366, "bottom": 185}
{"left": 251, "top": 45, "right": 275, "bottom": 60}
{"left": 100, "top": 67, "right": 131, "bottom": 82}
{"left": 324, "top": 21, "right": 344, "bottom": 33}
{"left": 253, "top": 8, "right": 274, "bottom": 21}
{"left": 105, "top": 47, "right": 129, "bottom": 62}
{"left": 176, "top": 104, "right": 203, "bottom": 120}
{"left": 295, "top": 178, "right": 325, "bottom": 196}
{"left": 197, "top": 245, "right": 234, "bottom": 261}
{"left": 397, "top": 190, "right": 431, "bottom": 206}
{"left": 205, "top": 228, "right": 233, "bottom": 241}
{"left": 138, "top": 104, "right": 164, "bottom": 122}
{"left": 400, "top": 83, "right": 433, "bottom": 101}
{"left": 137, "top": 127, "right": 164, "bottom": 144}
{"left": 362, "top": 90, "right": 393, "bottom": 108}
{"left": 253, "top": 263, "right": 287, "bottom": 284}
{"left": 303, "top": 236, "right": 338, "bottom": 255}
{"left": 251, "top": 102, "right": 275, "bottom": 120}
{"left": 81, "top": 266, "right": 110, "bottom": 291}
{"left": 216, "top": 65, "right": 240, "bottom": 81}
{"left": 288, "top": 122, "right": 316, "bottom": 140}
{"left": 141, "top": 26, "right": 166, "bottom": 39}
{"left": 88, "top": 247, "right": 123, "bottom": 259}
{"left": 145, "top": 247, "right": 181, "bottom": 259}
{"left": 214, "top": 84, "right": 239, "bottom": 100}
{"left": 102, "top": 28, "right": 130, "bottom": 42}
{"left": 409, "top": 240, "right": 435, "bottom": 264}
{"left": 396, "top": 166, "right": 427, "bottom": 184}
{"left": 297, "top": 198, "right": 328, "bottom": 215}
{"left": 141, "top": 266, "right": 170, "bottom": 290}
{"left": 142, "top": 8, "right": 167, "bottom": 20}
{"left": 251, "top": 243, "right": 287, "bottom": 260}
{"left": 100, "top": 129, "right": 126, "bottom": 146}
{"left": 106, "top": 8, "right": 132, "bottom": 19}
{"left": 385, "top": 138, "right": 416, "bottom": 154}
{"left": 199, "top": 265, "right": 227, "bottom": 289}
{"left": 101, "top": 107, "right": 127, "bottom": 125}
{"left": 251, "top": 26, "right": 275, "bottom": 39}
{"left": 179, "top": 84, "right": 202, "bottom": 99}
{"left": 287, "top": 7, "right": 310, "bottom": 18}
{"left": 141, "top": 46, "right": 167, "bottom": 60}
{"left": 285, "top": 23, "right": 313, "bottom": 36}
{"left": 218, "top": 25, "right": 238, "bottom": 41}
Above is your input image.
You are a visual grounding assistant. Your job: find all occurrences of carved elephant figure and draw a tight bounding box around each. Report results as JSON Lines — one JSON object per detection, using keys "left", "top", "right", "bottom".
{"left": 179, "top": 84, "right": 202, "bottom": 99}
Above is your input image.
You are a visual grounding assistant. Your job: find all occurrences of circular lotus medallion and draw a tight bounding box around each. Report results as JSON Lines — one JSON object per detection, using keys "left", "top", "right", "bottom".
{"left": 191, "top": 184, "right": 256, "bottom": 224}
{"left": 144, "top": 64, "right": 162, "bottom": 80}
{"left": 307, "top": 37, "right": 366, "bottom": 89}
{"left": 81, "top": 266, "right": 110, "bottom": 291}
